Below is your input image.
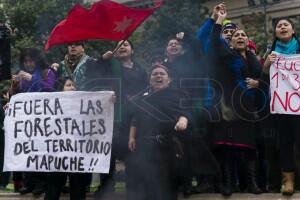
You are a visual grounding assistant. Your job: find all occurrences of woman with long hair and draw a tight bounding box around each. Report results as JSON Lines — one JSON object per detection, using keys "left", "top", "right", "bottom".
{"left": 13, "top": 47, "right": 55, "bottom": 93}
{"left": 11, "top": 47, "right": 56, "bottom": 196}
{"left": 263, "top": 18, "right": 300, "bottom": 196}
{"left": 89, "top": 40, "right": 148, "bottom": 198}
{"left": 209, "top": 10, "right": 263, "bottom": 196}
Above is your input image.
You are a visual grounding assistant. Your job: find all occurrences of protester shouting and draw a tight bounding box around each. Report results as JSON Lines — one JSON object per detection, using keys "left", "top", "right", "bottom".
{"left": 163, "top": 32, "right": 219, "bottom": 197}
{"left": 263, "top": 18, "right": 300, "bottom": 196}
{"left": 87, "top": 40, "right": 148, "bottom": 198}
{"left": 207, "top": 9, "right": 263, "bottom": 196}
{"left": 127, "top": 64, "right": 191, "bottom": 200}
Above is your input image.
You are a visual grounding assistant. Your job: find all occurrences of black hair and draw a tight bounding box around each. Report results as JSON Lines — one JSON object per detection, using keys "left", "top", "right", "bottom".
{"left": 149, "top": 48, "right": 165, "bottom": 65}
{"left": 270, "top": 17, "right": 300, "bottom": 51}
{"left": 230, "top": 28, "right": 248, "bottom": 39}
{"left": 19, "top": 47, "right": 48, "bottom": 70}
{"left": 115, "top": 40, "right": 134, "bottom": 50}
{"left": 54, "top": 76, "right": 74, "bottom": 92}
{"left": 164, "top": 37, "right": 186, "bottom": 60}
{"left": 222, "top": 22, "right": 238, "bottom": 33}
{"left": 149, "top": 64, "right": 171, "bottom": 78}
{"left": 165, "top": 37, "right": 183, "bottom": 49}
{"left": 273, "top": 17, "right": 295, "bottom": 30}
{"left": 67, "top": 41, "right": 85, "bottom": 47}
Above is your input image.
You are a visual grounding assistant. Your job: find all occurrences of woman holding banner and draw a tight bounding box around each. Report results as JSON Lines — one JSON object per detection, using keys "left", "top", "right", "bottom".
{"left": 11, "top": 47, "right": 55, "bottom": 196}
{"left": 44, "top": 77, "right": 86, "bottom": 200}
{"left": 263, "top": 18, "right": 300, "bottom": 196}
{"left": 86, "top": 40, "right": 148, "bottom": 198}
{"left": 127, "top": 64, "right": 191, "bottom": 200}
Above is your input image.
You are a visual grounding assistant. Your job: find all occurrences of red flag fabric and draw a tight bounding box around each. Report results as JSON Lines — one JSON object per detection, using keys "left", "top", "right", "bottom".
{"left": 45, "top": 0, "right": 162, "bottom": 50}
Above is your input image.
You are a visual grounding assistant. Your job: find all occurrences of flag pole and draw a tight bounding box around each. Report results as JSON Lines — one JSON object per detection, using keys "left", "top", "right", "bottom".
{"left": 112, "top": 39, "right": 127, "bottom": 55}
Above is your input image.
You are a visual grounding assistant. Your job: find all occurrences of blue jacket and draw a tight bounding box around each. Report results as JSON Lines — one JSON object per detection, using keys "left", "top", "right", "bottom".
{"left": 196, "top": 19, "right": 262, "bottom": 121}
{"left": 196, "top": 18, "right": 228, "bottom": 121}
{"left": 197, "top": 18, "right": 228, "bottom": 55}
{"left": 211, "top": 23, "right": 262, "bottom": 120}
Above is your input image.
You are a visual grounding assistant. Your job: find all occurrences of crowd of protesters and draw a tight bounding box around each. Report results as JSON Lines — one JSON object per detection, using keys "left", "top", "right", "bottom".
{"left": 0, "top": 2, "right": 300, "bottom": 200}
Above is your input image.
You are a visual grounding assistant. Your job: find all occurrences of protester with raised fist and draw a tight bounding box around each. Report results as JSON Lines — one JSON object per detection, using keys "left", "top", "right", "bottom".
{"left": 44, "top": 77, "right": 87, "bottom": 200}
{"left": 88, "top": 40, "right": 148, "bottom": 198}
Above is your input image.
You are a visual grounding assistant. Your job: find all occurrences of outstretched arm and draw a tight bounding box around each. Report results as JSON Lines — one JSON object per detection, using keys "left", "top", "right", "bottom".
{"left": 196, "top": 3, "right": 226, "bottom": 54}
{"left": 210, "top": 10, "right": 232, "bottom": 59}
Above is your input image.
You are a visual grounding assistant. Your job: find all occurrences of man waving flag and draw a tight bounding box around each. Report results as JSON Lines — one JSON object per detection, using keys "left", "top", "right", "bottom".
{"left": 45, "top": 0, "right": 163, "bottom": 50}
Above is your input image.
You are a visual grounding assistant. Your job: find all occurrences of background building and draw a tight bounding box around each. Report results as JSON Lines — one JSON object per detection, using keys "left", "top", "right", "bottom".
{"left": 202, "top": 0, "right": 300, "bottom": 34}
{"left": 86, "top": 0, "right": 300, "bottom": 29}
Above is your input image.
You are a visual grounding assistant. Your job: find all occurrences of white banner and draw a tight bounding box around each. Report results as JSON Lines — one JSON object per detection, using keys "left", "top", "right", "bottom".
{"left": 4, "top": 91, "right": 114, "bottom": 173}
{"left": 270, "top": 53, "right": 300, "bottom": 114}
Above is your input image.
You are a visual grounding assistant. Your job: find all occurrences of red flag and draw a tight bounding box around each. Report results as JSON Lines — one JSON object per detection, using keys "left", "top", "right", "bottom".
{"left": 45, "top": 0, "right": 162, "bottom": 50}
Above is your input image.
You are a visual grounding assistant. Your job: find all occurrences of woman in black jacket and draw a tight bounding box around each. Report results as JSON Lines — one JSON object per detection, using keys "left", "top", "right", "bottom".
{"left": 163, "top": 33, "right": 218, "bottom": 196}
{"left": 127, "top": 64, "right": 191, "bottom": 200}
{"left": 88, "top": 40, "right": 148, "bottom": 198}
{"left": 209, "top": 10, "right": 263, "bottom": 196}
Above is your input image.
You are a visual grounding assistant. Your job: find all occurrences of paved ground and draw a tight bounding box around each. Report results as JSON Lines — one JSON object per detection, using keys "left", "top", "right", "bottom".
{"left": 187, "top": 193, "right": 300, "bottom": 199}
{"left": 2, "top": 193, "right": 300, "bottom": 200}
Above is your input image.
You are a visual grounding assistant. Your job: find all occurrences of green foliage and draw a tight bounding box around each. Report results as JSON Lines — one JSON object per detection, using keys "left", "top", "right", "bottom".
{"left": 294, "top": 18, "right": 300, "bottom": 35}
{"left": 288, "top": 16, "right": 300, "bottom": 38}
{"left": 134, "top": 0, "right": 208, "bottom": 65}
{"left": 0, "top": 0, "right": 208, "bottom": 69}
{"left": 0, "top": 0, "right": 91, "bottom": 68}
{"left": 241, "top": 13, "right": 268, "bottom": 55}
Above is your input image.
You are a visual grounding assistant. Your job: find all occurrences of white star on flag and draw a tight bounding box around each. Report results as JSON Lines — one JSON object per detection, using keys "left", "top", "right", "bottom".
{"left": 113, "top": 16, "right": 134, "bottom": 33}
